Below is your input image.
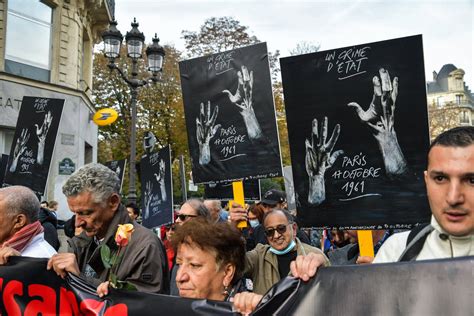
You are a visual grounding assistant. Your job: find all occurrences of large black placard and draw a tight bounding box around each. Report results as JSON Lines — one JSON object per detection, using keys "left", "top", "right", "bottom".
{"left": 281, "top": 35, "right": 430, "bottom": 229}
{"left": 104, "top": 159, "right": 127, "bottom": 193}
{"left": 204, "top": 180, "right": 261, "bottom": 201}
{"left": 180, "top": 43, "right": 282, "bottom": 184}
{"left": 140, "top": 146, "right": 173, "bottom": 229}
{"left": 3, "top": 97, "right": 64, "bottom": 195}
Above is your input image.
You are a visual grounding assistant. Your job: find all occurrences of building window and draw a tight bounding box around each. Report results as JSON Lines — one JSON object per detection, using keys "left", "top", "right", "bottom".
{"left": 459, "top": 110, "right": 470, "bottom": 125}
{"left": 0, "top": 129, "right": 15, "bottom": 155}
{"left": 85, "top": 142, "right": 93, "bottom": 164}
{"left": 456, "top": 95, "right": 463, "bottom": 105}
{"left": 5, "top": 0, "right": 53, "bottom": 82}
{"left": 436, "top": 96, "right": 445, "bottom": 108}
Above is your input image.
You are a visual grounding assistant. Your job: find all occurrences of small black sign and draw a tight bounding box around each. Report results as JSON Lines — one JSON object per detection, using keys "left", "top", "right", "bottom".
{"left": 3, "top": 96, "right": 64, "bottom": 195}
{"left": 140, "top": 145, "right": 173, "bottom": 229}
{"left": 204, "top": 179, "right": 261, "bottom": 201}
{"left": 104, "top": 159, "right": 127, "bottom": 192}
{"left": 0, "top": 154, "right": 8, "bottom": 186}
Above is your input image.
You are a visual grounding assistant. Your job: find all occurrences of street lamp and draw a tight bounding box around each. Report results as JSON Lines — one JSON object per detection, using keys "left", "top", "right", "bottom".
{"left": 102, "top": 18, "right": 165, "bottom": 204}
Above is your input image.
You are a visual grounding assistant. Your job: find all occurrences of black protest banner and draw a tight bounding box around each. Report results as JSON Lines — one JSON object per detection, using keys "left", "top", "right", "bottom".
{"left": 253, "top": 257, "right": 473, "bottom": 316}
{"left": 0, "top": 257, "right": 236, "bottom": 316}
{"left": 3, "top": 96, "right": 64, "bottom": 195}
{"left": 2, "top": 256, "right": 471, "bottom": 316}
{"left": 281, "top": 35, "right": 430, "bottom": 229}
{"left": 140, "top": 145, "right": 173, "bottom": 229}
{"left": 104, "top": 159, "right": 127, "bottom": 193}
{"left": 204, "top": 180, "right": 261, "bottom": 201}
{"left": 179, "top": 43, "right": 282, "bottom": 184}
{"left": 0, "top": 154, "right": 8, "bottom": 186}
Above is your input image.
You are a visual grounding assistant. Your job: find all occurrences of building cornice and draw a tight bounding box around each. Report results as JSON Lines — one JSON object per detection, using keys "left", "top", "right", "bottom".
{"left": 0, "top": 72, "right": 96, "bottom": 113}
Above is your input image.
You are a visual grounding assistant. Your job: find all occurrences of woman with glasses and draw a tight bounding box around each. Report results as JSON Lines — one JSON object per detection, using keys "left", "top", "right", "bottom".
{"left": 172, "top": 218, "right": 248, "bottom": 301}
{"left": 243, "top": 209, "right": 329, "bottom": 295}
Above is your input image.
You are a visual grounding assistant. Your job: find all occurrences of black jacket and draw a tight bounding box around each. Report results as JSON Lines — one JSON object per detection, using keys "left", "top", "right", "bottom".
{"left": 39, "top": 207, "right": 60, "bottom": 250}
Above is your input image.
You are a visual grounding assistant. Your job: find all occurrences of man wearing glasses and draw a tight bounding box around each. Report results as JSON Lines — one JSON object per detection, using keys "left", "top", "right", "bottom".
{"left": 175, "top": 198, "right": 211, "bottom": 225}
{"left": 229, "top": 189, "right": 312, "bottom": 248}
{"left": 243, "top": 209, "right": 329, "bottom": 295}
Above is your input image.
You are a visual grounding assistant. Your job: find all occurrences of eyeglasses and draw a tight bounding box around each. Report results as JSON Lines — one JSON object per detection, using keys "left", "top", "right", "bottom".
{"left": 176, "top": 214, "right": 198, "bottom": 222}
{"left": 264, "top": 224, "right": 290, "bottom": 238}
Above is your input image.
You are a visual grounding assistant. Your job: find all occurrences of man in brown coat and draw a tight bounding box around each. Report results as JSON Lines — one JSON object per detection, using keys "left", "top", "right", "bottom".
{"left": 47, "top": 163, "right": 169, "bottom": 294}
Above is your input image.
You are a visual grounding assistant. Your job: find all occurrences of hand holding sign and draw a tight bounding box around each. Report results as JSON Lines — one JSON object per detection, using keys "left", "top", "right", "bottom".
{"left": 9, "top": 128, "right": 30, "bottom": 173}
{"left": 305, "top": 117, "right": 343, "bottom": 205}
{"left": 196, "top": 101, "right": 221, "bottom": 165}
{"left": 35, "top": 111, "right": 53, "bottom": 165}
{"left": 348, "top": 68, "right": 407, "bottom": 176}
{"left": 222, "top": 65, "right": 263, "bottom": 140}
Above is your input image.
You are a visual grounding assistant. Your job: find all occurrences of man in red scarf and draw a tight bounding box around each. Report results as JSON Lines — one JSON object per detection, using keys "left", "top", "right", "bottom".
{"left": 0, "top": 186, "right": 57, "bottom": 264}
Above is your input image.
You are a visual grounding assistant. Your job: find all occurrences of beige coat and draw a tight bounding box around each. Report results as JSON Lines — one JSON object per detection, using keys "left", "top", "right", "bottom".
{"left": 244, "top": 238, "right": 329, "bottom": 295}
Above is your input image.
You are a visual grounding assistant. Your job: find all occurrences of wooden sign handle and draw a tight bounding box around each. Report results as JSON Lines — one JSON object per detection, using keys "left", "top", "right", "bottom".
{"left": 232, "top": 181, "right": 247, "bottom": 229}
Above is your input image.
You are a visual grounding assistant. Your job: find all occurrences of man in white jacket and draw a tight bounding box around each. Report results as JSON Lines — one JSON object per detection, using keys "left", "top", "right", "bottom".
{"left": 0, "top": 185, "right": 56, "bottom": 264}
{"left": 374, "top": 126, "right": 474, "bottom": 263}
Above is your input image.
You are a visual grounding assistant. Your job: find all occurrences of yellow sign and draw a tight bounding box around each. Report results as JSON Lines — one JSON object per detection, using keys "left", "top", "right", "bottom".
{"left": 232, "top": 181, "right": 247, "bottom": 229}
{"left": 93, "top": 108, "right": 119, "bottom": 126}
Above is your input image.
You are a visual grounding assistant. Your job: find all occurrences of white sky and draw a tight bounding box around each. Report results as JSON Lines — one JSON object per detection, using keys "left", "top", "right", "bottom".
{"left": 114, "top": 0, "right": 474, "bottom": 88}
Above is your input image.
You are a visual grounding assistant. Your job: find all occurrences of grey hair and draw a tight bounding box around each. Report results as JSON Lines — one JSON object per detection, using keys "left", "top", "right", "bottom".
{"left": 184, "top": 198, "right": 211, "bottom": 220}
{"left": 62, "top": 163, "right": 120, "bottom": 203}
{"left": 204, "top": 199, "right": 221, "bottom": 212}
{"left": 0, "top": 186, "right": 40, "bottom": 222}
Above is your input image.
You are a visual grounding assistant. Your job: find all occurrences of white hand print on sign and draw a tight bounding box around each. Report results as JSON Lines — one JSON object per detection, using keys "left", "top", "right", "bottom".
{"left": 35, "top": 111, "right": 53, "bottom": 165}
{"left": 143, "top": 180, "right": 154, "bottom": 219}
{"left": 222, "top": 65, "right": 263, "bottom": 140}
{"left": 196, "top": 101, "right": 221, "bottom": 165}
{"left": 154, "top": 159, "right": 167, "bottom": 202}
{"left": 9, "top": 128, "right": 30, "bottom": 173}
{"left": 305, "top": 117, "right": 344, "bottom": 205}
{"left": 348, "top": 68, "right": 407, "bottom": 176}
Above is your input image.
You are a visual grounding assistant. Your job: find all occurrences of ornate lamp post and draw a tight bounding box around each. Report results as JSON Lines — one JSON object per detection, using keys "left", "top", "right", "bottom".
{"left": 102, "top": 18, "right": 165, "bottom": 204}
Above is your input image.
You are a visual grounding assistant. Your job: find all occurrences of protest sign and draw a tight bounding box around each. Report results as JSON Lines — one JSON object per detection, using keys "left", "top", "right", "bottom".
{"left": 204, "top": 179, "right": 261, "bottom": 201}
{"left": 180, "top": 42, "right": 282, "bottom": 184}
{"left": 3, "top": 96, "right": 64, "bottom": 195}
{"left": 140, "top": 145, "right": 173, "bottom": 228}
{"left": 281, "top": 35, "right": 430, "bottom": 228}
{"left": 0, "top": 154, "right": 8, "bottom": 186}
{"left": 104, "top": 159, "right": 127, "bottom": 192}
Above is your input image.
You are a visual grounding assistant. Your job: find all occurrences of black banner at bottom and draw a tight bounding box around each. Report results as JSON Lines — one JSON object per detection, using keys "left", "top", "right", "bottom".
{"left": 0, "top": 256, "right": 472, "bottom": 315}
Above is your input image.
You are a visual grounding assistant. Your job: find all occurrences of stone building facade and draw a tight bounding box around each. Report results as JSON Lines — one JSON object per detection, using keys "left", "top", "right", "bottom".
{"left": 0, "top": 0, "right": 113, "bottom": 219}
{"left": 427, "top": 64, "right": 474, "bottom": 139}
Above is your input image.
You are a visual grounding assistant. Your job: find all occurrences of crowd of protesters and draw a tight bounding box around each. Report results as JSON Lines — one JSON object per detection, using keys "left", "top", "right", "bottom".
{"left": 0, "top": 126, "right": 472, "bottom": 314}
